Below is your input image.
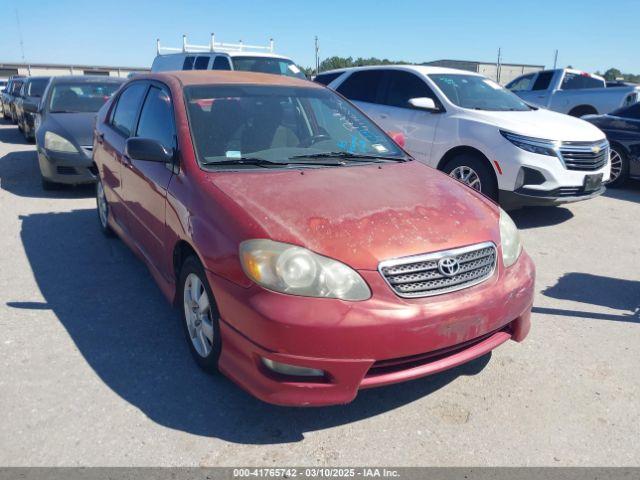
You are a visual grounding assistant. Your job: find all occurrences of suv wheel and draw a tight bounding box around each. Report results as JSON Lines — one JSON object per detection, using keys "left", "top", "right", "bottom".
{"left": 442, "top": 154, "right": 498, "bottom": 201}
{"left": 179, "top": 256, "right": 222, "bottom": 373}
{"left": 607, "top": 147, "right": 629, "bottom": 187}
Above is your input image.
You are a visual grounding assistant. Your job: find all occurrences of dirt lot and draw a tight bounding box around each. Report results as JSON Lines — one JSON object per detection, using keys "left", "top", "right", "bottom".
{"left": 0, "top": 119, "right": 638, "bottom": 466}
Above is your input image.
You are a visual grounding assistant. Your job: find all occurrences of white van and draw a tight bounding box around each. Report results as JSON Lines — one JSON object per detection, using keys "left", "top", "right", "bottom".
{"left": 152, "top": 35, "right": 306, "bottom": 79}
{"left": 319, "top": 65, "right": 610, "bottom": 209}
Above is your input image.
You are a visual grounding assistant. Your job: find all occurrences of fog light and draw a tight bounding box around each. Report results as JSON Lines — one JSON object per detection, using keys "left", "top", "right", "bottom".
{"left": 261, "top": 358, "right": 325, "bottom": 377}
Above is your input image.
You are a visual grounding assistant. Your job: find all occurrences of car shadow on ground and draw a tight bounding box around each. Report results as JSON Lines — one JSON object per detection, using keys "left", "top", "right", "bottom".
{"left": 533, "top": 272, "right": 640, "bottom": 324}
{"left": 603, "top": 180, "right": 640, "bottom": 204}
{"left": 0, "top": 134, "right": 94, "bottom": 199}
{"left": 10, "top": 207, "right": 492, "bottom": 444}
{"left": 509, "top": 206, "right": 574, "bottom": 230}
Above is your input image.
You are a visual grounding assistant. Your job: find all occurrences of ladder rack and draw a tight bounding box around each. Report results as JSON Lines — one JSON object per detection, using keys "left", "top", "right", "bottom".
{"left": 157, "top": 34, "right": 275, "bottom": 55}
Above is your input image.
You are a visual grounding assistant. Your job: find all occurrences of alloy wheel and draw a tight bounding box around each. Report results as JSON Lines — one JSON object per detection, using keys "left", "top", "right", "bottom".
{"left": 609, "top": 149, "right": 623, "bottom": 184}
{"left": 183, "top": 273, "right": 215, "bottom": 358}
{"left": 449, "top": 165, "right": 482, "bottom": 192}
{"left": 97, "top": 181, "right": 109, "bottom": 229}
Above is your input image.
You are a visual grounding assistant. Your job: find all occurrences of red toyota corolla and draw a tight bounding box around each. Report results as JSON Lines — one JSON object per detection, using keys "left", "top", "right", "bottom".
{"left": 92, "top": 71, "right": 535, "bottom": 406}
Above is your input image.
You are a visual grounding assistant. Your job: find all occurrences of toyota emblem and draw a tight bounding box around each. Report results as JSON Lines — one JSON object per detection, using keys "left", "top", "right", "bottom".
{"left": 438, "top": 257, "right": 460, "bottom": 277}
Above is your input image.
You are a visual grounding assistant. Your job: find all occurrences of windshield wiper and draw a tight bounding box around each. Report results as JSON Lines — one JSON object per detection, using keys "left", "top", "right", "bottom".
{"left": 201, "top": 156, "right": 344, "bottom": 168}
{"left": 289, "top": 151, "right": 409, "bottom": 162}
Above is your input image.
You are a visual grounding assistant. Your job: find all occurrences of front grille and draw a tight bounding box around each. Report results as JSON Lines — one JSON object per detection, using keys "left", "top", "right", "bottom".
{"left": 379, "top": 242, "right": 497, "bottom": 298}
{"left": 559, "top": 141, "right": 609, "bottom": 171}
{"left": 56, "top": 166, "right": 77, "bottom": 175}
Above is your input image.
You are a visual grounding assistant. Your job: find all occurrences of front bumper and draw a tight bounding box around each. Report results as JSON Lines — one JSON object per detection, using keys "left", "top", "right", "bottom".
{"left": 208, "top": 251, "right": 535, "bottom": 406}
{"left": 37, "top": 147, "right": 97, "bottom": 184}
{"left": 494, "top": 141, "right": 610, "bottom": 208}
{"left": 500, "top": 185, "right": 605, "bottom": 209}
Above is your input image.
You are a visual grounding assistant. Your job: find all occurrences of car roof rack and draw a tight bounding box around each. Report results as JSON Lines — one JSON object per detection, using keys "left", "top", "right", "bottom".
{"left": 156, "top": 34, "right": 275, "bottom": 55}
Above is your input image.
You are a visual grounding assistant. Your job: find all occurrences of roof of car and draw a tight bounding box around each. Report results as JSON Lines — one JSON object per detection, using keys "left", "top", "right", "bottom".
{"left": 48, "top": 75, "right": 126, "bottom": 84}
{"left": 136, "top": 70, "right": 318, "bottom": 88}
{"left": 318, "top": 64, "right": 483, "bottom": 77}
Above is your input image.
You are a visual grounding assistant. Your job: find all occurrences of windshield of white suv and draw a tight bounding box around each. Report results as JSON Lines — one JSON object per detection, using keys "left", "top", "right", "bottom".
{"left": 231, "top": 56, "right": 306, "bottom": 79}
{"left": 184, "top": 85, "right": 407, "bottom": 168}
{"left": 429, "top": 74, "right": 531, "bottom": 111}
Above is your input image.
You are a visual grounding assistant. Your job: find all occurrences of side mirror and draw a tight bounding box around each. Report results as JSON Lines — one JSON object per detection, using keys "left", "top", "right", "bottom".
{"left": 388, "top": 131, "right": 406, "bottom": 148}
{"left": 408, "top": 97, "right": 438, "bottom": 111}
{"left": 125, "top": 138, "right": 174, "bottom": 163}
{"left": 24, "top": 100, "right": 39, "bottom": 113}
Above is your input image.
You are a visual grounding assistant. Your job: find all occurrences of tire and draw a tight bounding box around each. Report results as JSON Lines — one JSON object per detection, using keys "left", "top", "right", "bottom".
{"left": 178, "top": 256, "right": 222, "bottom": 374}
{"left": 607, "top": 146, "right": 629, "bottom": 188}
{"left": 442, "top": 154, "right": 498, "bottom": 202}
{"left": 96, "top": 180, "right": 115, "bottom": 237}
{"left": 568, "top": 105, "right": 597, "bottom": 117}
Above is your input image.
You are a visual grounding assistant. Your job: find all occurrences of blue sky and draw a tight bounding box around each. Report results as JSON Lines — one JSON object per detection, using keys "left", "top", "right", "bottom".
{"left": 2, "top": 0, "right": 639, "bottom": 73}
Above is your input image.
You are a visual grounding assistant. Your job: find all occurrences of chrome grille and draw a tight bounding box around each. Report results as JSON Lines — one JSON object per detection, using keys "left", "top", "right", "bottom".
{"left": 559, "top": 141, "right": 609, "bottom": 171}
{"left": 379, "top": 242, "right": 497, "bottom": 298}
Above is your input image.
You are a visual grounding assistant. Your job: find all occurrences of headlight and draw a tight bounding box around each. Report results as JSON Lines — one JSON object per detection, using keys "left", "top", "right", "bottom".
{"left": 44, "top": 131, "right": 77, "bottom": 153}
{"left": 239, "top": 239, "right": 371, "bottom": 301}
{"left": 500, "top": 130, "right": 558, "bottom": 157}
{"left": 499, "top": 208, "right": 522, "bottom": 268}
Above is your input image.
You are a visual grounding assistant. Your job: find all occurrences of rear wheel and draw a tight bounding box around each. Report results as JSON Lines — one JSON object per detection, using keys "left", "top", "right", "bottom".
{"left": 607, "top": 147, "right": 629, "bottom": 187}
{"left": 442, "top": 154, "right": 498, "bottom": 201}
{"left": 179, "top": 256, "right": 222, "bottom": 373}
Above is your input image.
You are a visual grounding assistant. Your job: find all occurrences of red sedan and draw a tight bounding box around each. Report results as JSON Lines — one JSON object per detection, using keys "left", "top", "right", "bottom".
{"left": 92, "top": 71, "right": 535, "bottom": 406}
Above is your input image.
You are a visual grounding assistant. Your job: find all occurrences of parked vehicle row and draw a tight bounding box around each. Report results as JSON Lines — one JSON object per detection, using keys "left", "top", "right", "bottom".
{"left": 507, "top": 68, "right": 640, "bottom": 117}
{"left": 317, "top": 65, "right": 611, "bottom": 208}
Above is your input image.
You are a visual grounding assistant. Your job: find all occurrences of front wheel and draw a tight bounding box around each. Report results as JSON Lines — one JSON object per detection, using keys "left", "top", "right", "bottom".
{"left": 442, "top": 154, "right": 498, "bottom": 202}
{"left": 607, "top": 147, "right": 629, "bottom": 187}
{"left": 179, "top": 256, "right": 222, "bottom": 373}
{"left": 96, "top": 180, "right": 114, "bottom": 237}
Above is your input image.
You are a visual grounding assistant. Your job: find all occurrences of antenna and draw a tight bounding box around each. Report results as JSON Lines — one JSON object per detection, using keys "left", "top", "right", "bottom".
{"left": 553, "top": 49, "right": 558, "bottom": 69}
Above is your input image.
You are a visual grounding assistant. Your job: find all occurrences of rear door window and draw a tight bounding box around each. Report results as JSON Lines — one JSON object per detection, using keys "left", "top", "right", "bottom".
{"left": 182, "top": 56, "right": 195, "bottom": 70}
{"left": 382, "top": 70, "right": 436, "bottom": 108}
{"left": 532, "top": 71, "right": 554, "bottom": 91}
{"left": 136, "top": 86, "right": 176, "bottom": 148}
{"left": 336, "top": 70, "right": 385, "bottom": 104}
{"left": 314, "top": 72, "right": 343, "bottom": 86}
{"left": 212, "top": 56, "right": 232, "bottom": 70}
{"left": 561, "top": 73, "right": 605, "bottom": 90}
{"left": 194, "top": 56, "right": 210, "bottom": 70}
{"left": 110, "top": 83, "right": 148, "bottom": 137}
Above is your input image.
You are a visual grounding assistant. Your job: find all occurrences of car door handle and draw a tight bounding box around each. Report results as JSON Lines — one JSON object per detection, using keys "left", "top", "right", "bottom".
{"left": 379, "top": 114, "right": 388, "bottom": 119}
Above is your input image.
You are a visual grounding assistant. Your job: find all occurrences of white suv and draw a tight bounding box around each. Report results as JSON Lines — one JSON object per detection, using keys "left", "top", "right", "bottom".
{"left": 318, "top": 65, "right": 611, "bottom": 208}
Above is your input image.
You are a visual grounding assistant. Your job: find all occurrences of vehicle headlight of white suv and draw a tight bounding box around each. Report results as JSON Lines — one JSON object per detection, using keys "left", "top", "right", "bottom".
{"left": 500, "top": 130, "right": 559, "bottom": 157}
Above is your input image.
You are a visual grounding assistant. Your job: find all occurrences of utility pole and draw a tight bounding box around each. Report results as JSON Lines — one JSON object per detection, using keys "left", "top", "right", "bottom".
{"left": 553, "top": 49, "right": 558, "bottom": 69}
{"left": 496, "top": 47, "right": 502, "bottom": 83}
{"left": 15, "top": 8, "right": 28, "bottom": 73}
{"left": 314, "top": 36, "right": 320, "bottom": 75}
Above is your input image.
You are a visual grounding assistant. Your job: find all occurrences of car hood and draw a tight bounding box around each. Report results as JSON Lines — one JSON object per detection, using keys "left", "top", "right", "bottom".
{"left": 466, "top": 107, "right": 606, "bottom": 142}
{"left": 46, "top": 112, "right": 97, "bottom": 147}
{"left": 208, "top": 161, "right": 500, "bottom": 270}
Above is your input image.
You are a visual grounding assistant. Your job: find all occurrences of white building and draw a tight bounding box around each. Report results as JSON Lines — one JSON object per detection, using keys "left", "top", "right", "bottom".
{"left": 0, "top": 62, "right": 149, "bottom": 79}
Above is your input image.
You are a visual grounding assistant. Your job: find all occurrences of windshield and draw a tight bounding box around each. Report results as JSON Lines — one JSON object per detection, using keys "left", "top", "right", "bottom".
{"left": 231, "top": 56, "right": 306, "bottom": 79}
{"left": 49, "top": 82, "right": 120, "bottom": 113}
{"left": 429, "top": 74, "right": 531, "bottom": 111}
{"left": 184, "top": 85, "right": 405, "bottom": 168}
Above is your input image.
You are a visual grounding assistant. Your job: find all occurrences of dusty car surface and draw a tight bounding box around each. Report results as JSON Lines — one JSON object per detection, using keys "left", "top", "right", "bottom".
{"left": 92, "top": 70, "right": 535, "bottom": 406}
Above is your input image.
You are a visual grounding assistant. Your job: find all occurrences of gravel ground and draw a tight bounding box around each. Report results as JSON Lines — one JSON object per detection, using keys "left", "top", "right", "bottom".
{"left": 0, "top": 119, "right": 638, "bottom": 466}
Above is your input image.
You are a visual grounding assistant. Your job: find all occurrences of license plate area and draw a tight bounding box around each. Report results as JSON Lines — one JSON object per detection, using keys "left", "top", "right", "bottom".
{"left": 584, "top": 173, "right": 603, "bottom": 192}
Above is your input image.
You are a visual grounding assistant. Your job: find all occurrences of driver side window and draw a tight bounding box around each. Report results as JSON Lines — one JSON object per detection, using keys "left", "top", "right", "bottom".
{"left": 382, "top": 71, "right": 437, "bottom": 109}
